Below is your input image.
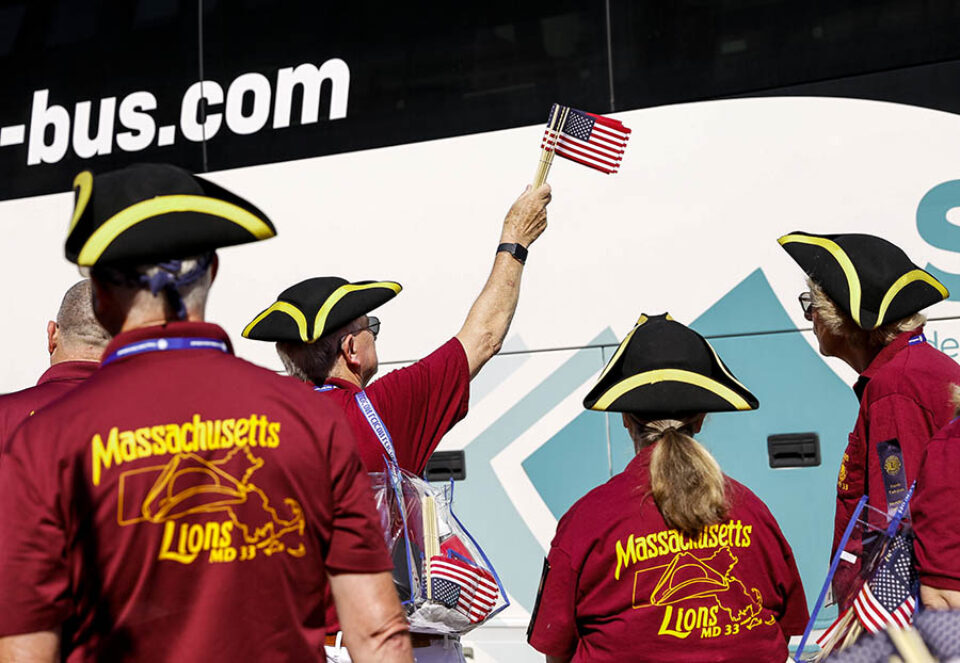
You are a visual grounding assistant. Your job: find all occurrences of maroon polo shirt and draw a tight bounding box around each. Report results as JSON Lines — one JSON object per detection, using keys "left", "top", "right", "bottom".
{"left": 830, "top": 329, "right": 960, "bottom": 605}
{"left": 0, "top": 321, "right": 391, "bottom": 662}
{"left": 0, "top": 361, "right": 98, "bottom": 445}
{"left": 319, "top": 337, "right": 470, "bottom": 475}
{"left": 912, "top": 415, "right": 960, "bottom": 591}
{"left": 528, "top": 445, "right": 808, "bottom": 663}
{"left": 318, "top": 337, "right": 470, "bottom": 633}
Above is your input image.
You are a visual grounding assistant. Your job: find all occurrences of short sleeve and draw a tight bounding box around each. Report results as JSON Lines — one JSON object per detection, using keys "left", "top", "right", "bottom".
{"left": 367, "top": 338, "right": 470, "bottom": 473}
{"left": 322, "top": 412, "right": 393, "bottom": 575}
{"left": 527, "top": 546, "right": 579, "bottom": 658}
{"left": 912, "top": 428, "right": 960, "bottom": 590}
{"left": 0, "top": 427, "right": 72, "bottom": 635}
{"left": 773, "top": 536, "right": 809, "bottom": 635}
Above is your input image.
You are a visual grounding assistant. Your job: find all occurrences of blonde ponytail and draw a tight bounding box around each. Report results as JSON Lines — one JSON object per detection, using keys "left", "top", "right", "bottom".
{"left": 628, "top": 415, "right": 728, "bottom": 538}
{"left": 952, "top": 383, "right": 960, "bottom": 416}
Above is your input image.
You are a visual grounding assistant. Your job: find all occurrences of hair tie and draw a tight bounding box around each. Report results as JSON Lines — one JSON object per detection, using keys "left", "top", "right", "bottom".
{"left": 137, "top": 253, "right": 213, "bottom": 320}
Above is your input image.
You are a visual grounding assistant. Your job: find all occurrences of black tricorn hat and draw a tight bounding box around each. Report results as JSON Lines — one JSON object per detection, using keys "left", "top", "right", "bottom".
{"left": 778, "top": 231, "right": 948, "bottom": 330}
{"left": 583, "top": 314, "right": 759, "bottom": 415}
{"left": 65, "top": 163, "right": 276, "bottom": 267}
{"left": 242, "top": 276, "right": 402, "bottom": 343}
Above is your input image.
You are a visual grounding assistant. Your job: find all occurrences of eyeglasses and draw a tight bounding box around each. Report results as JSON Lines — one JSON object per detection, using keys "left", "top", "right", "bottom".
{"left": 364, "top": 316, "right": 380, "bottom": 340}
{"left": 798, "top": 292, "right": 813, "bottom": 321}
{"left": 339, "top": 316, "right": 381, "bottom": 347}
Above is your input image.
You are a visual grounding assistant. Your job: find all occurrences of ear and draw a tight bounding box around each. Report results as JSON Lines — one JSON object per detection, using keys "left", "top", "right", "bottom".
{"left": 47, "top": 320, "right": 58, "bottom": 356}
{"left": 341, "top": 334, "right": 362, "bottom": 372}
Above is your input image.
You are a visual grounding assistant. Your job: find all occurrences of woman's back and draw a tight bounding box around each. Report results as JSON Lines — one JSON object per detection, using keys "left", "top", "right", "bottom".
{"left": 529, "top": 446, "right": 807, "bottom": 662}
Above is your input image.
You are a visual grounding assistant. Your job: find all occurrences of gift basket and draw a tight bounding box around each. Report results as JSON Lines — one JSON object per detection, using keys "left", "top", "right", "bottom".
{"left": 371, "top": 465, "right": 509, "bottom": 634}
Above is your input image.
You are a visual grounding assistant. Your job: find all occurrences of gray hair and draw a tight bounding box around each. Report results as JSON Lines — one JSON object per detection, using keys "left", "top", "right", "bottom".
{"left": 808, "top": 279, "right": 926, "bottom": 347}
{"left": 276, "top": 317, "right": 365, "bottom": 384}
{"left": 57, "top": 280, "right": 111, "bottom": 350}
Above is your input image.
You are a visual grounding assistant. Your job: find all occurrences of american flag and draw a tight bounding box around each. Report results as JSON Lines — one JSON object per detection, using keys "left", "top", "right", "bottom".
{"left": 431, "top": 576, "right": 462, "bottom": 609}
{"left": 540, "top": 103, "right": 631, "bottom": 174}
{"left": 816, "top": 606, "right": 853, "bottom": 649}
{"left": 852, "top": 533, "right": 917, "bottom": 633}
{"left": 429, "top": 555, "right": 499, "bottom": 623}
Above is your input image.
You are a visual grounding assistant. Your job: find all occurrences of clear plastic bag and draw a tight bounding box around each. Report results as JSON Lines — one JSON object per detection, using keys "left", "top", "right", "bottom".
{"left": 370, "top": 465, "right": 509, "bottom": 634}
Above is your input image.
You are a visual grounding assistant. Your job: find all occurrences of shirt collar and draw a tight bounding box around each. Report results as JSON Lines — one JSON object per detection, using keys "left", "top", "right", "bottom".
{"left": 320, "top": 376, "right": 362, "bottom": 393}
{"left": 853, "top": 326, "right": 924, "bottom": 401}
{"left": 625, "top": 442, "right": 656, "bottom": 476}
{"left": 101, "top": 321, "right": 234, "bottom": 364}
{"left": 36, "top": 360, "right": 99, "bottom": 386}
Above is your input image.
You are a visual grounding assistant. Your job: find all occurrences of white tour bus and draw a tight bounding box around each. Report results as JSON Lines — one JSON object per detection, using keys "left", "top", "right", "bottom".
{"left": 1, "top": 2, "right": 959, "bottom": 659}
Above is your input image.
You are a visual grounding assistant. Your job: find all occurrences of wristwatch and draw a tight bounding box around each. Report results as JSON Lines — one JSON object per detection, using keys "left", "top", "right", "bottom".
{"left": 497, "top": 242, "right": 528, "bottom": 264}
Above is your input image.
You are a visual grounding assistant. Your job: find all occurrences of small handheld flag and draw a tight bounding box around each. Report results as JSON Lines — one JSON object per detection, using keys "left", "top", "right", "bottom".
{"left": 533, "top": 103, "right": 632, "bottom": 185}
{"left": 803, "top": 483, "right": 918, "bottom": 660}
{"left": 852, "top": 532, "right": 917, "bottom": 633}
{"left": 429, "top": 555, "right": 500, "bottom": 623}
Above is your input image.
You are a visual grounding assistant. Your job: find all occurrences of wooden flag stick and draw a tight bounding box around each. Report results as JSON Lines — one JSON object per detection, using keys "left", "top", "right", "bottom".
{"left": 532, "top": 105, "right": 560, "bottom": 187}
{"left": 422, "top": 495, "right": 439, "bottom": 600}
{"left": 886, "top": 626, "right": 921, "bottom": 663}
{"left": 533, "top": 105, "right": 569, "bottom": 187}
{"left": 838, "top": 620, "right": 861, "bottom": 652}
{"left": 816, "top": 608, "right": 855, "bottom": 660}
{"left": 887, "top": 626, "right": 935, "bottom": 663}
{"left": 534, "top": 105, "right": 569, "bottom": 186}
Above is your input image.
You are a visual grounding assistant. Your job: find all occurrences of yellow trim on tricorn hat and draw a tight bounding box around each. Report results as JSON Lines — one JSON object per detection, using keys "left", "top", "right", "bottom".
{"left": 778, "top": 231, "right": 948, "bottom": 330}
{"left": 65, "top": 163, "right": 276, "bottom": 267}
{"left": 583, "top": 313, "right": 758, "bottom": 415}
{"left": 591, "top": 369, "right": 752, "bottom": 412}
{"left": 243, "top": 277, "right": 402, "bottom": 343}
{"left": 69, "top": 171, "right": 93, "bottom": 232}
{"left": 244, "top": 301, "right": 310, "bottom": 342}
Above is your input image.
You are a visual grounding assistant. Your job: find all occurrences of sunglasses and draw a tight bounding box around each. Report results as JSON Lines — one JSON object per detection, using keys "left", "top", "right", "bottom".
{"left": 364, "top": 316, "right": 380, "bottom": 340}
{"left": 339, "top": 316, "right": 381, "bottom": 347}
{"left": 798, "top": 292, "right": 813, "bottom": 321}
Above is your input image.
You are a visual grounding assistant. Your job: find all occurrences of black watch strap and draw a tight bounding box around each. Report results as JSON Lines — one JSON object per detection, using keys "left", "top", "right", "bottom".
{"left": 497, "top": 242, "right": 528, "bottom": 264}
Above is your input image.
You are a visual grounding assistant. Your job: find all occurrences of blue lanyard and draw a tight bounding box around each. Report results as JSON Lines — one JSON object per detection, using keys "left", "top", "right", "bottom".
{"left": 102, "top": 337, "right": 229, "bottom": 366}
{"left": 353, "top": 391, "right": 399, "bottom": 466}
{"left": 314, "top": 382, "right": 412, "bottom": 598}
{"left": 314, "top": 384, "right": 398, "bottom": 465}
{"left": 908, "top": 333, "right": 927, "bottom": 346}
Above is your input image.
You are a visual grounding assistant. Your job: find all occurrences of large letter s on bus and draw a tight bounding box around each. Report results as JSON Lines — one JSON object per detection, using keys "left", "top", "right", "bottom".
{"left": 917, "top": 181, "right": 960, "bottom": 301}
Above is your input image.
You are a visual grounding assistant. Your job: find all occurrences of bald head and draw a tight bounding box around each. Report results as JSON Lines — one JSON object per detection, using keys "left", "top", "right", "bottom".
{"left": 48, "top": 280, "right": 111, "bottom": 365}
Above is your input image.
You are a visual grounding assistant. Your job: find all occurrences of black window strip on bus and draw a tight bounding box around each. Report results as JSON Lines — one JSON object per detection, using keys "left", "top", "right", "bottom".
{"left": 5, "top": 2, "right": 960, "bottom": 201}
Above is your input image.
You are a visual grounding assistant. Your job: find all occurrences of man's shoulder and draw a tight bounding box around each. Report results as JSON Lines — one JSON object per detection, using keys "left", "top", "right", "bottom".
{"left": 368, "top": 337, "right": 467, "bottom": 394}
{"left": 0, "top": 380, "right": 78, "bottom": 430}
{"left": 422, "top": 337, "right": 467, "bottom": 363}
{"left": 0, "top": 382, "right": 48, "bottom": 411}
{"left": 30, "top": 352, "right": 330, "bottom": 424}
